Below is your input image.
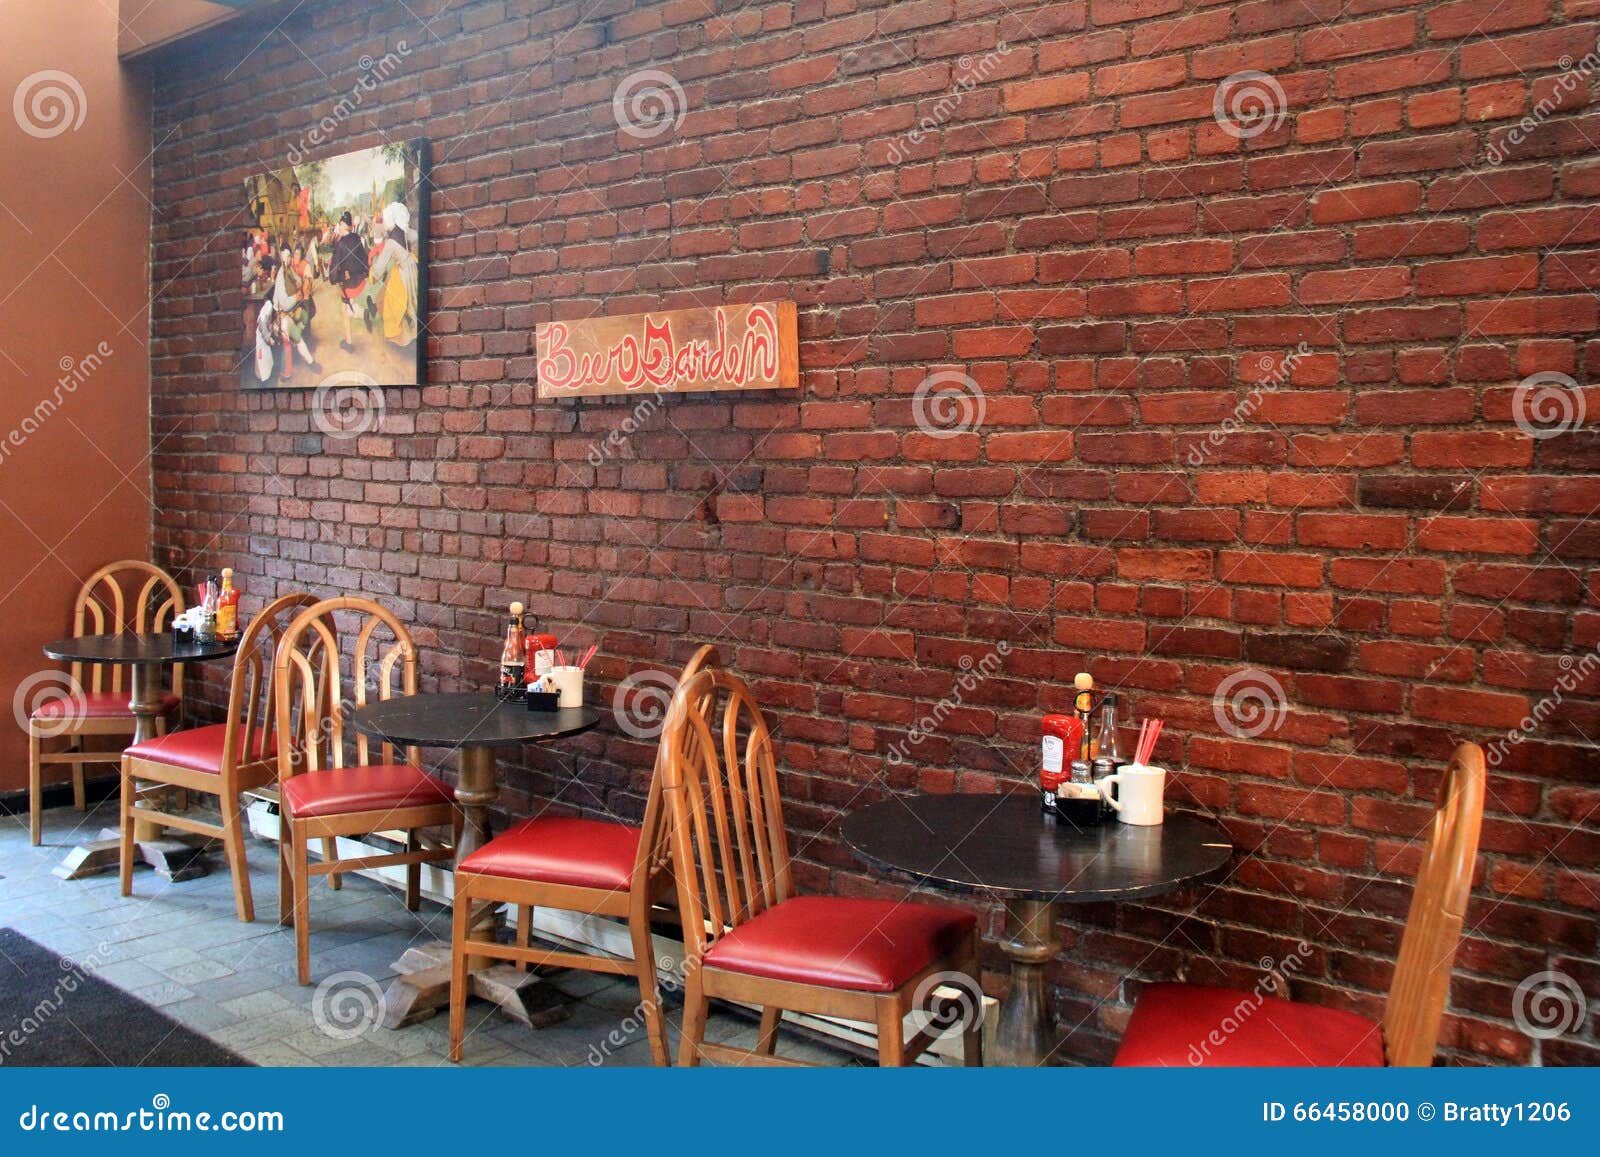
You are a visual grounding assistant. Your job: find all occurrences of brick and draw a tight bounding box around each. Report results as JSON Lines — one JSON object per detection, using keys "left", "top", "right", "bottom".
{"left": 1309, "top": 180, "right": 1421, "bottom": 223}
{"left": 1299, "top": 267, "right": 1411, "bottom": 304}
{"left": 1334, "top": 50, "right": 1450, "bottom": 98}
{"left": 1414, "top": 255, "right": 1539, "bottom": 297}
{"left": 1302, "top": 15, "right": 1417, "bottom": 63}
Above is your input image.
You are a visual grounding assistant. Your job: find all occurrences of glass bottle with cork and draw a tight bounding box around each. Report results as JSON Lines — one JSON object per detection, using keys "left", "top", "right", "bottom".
{"left": 497, "top": 602, "right": 525, "bottom": 700}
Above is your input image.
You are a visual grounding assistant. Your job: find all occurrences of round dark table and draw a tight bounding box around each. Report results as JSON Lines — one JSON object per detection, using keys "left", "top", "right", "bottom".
{"left": 842, "top": 792, "right": 1233, "bottom": 1066}
{"left": 349, "top": 692, "right": 601, "bottom": 1028}
{"left": 351, "top": 692, "right": 600, "bottom": 751}
{"left": 42, "top": 632, "right": 239, "bottom": 880}
{"left": 43, "top": 632, "right": 238, "bottom": 746}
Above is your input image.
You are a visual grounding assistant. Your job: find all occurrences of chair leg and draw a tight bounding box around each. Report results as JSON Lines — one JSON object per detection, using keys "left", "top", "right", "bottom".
{"left": 404, "top": 830, "right": 420, "bottom": 912}
{"left": 292, "top": 825, "right": 312, "bottom": 985}
{"left": 519, "top": 904, "right": 534, "bottom": 971}
{"left": 628, "top": 911, "right": 671, "bottom": 1067}
{"left": 118, "top": 758, "right": 136, "bottom": 897}
{"left": 962, "top": 943, "right": 984, "bottom": 1067}
{"left": 678, "top": 972, "right": 709, "bottom": 1067}
{"left": 324, "top": 837, "right": 342, "bottom": 889}
{"left": 755, "top": 1006, "right": 781, "bottom": 1057}
{"left": 220, "top": 790, "right": 255, "bottom": 924}
{"left": 448, "top": 881, "right": 471, "bottom": 1063}
{"left": 876, "top": 998, "right": 907, "bottom": 1067}
{"left": 277, "top": 821, "right": 293, "bottom": 927}
{"left": 962, "top": 1014, "right": 984, "bottom": 1068}
{"left": 27, "top": 732, "right": 43, "bottom": 846}
{"left": 70, "top": 742, "right": 86, "bottom": 813}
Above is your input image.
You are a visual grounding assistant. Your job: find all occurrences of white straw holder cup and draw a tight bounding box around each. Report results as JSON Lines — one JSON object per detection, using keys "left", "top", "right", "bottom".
{"left": 547, "top": 665, "right": 584, "bottom": 709}
{"left": 1097, "top": 763, "right": 1166, "bottom": 826}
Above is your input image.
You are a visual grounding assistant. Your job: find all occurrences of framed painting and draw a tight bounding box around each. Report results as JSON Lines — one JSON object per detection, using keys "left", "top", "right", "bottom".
{"left": 239, "top": 139, "right": 427, "bottom": 389}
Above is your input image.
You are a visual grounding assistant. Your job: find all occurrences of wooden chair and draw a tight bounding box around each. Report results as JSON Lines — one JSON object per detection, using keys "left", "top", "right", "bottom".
{"left": 1114, "top": 742, "right": 1487, "bottom": 1067}
{"left": 26, "top": 561, "right": 184, "bottom": 845}
{"left": 661, "top": 669, "right": 983, "bottom": 1067}
{"left": 273, "top": 597, "right": 459, "bottom": 985}
{"left": 120, "top": 593, "right": 318, "bottom": 923}
{"left": 449, "top": 644, "right": 721, "bottom": 1065}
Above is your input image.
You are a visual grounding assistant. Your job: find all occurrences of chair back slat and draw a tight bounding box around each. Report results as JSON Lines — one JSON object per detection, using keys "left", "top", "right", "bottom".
{"left": 635, "top": 645, "right": 721, "bottom": 888}
{"left": 273, "top": 597, "right": 419, "bottom": 786}
{"left": 71, "top": 561, "right": 183, "bottom": 698}
{"left": 744, "top": 725, "right": 784, "bottom": 913}
{"left": 660, "top": 669, "right": 791, "bottom": 960}
{"left": 221, "top": 593, "right": 319, "bottom": 769}
{"left": 1382, "top": 742, "right": 1486, "bottom": 1066}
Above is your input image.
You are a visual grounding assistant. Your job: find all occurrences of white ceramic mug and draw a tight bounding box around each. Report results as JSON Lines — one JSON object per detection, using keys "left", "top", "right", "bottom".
{"left": 547, "top": 665, "right": 584, "bottom": 709}
{"left": 1097, "top": 763, "right": 1166, "bottom": 826}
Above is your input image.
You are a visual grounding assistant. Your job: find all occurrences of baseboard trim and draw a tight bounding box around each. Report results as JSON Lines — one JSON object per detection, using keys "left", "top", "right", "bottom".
{"left": 0, "top": 774, "right": 119, "bottom": 818}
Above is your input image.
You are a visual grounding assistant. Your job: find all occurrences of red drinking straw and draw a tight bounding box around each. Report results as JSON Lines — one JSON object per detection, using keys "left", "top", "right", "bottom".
{"left": 1135, "top": 719, "right": 1162, "bottom": 765}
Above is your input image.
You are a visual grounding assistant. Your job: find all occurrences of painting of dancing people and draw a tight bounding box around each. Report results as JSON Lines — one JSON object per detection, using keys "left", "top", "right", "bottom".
{"left": 240, "top": 140, "right": 426, "bottom": 389}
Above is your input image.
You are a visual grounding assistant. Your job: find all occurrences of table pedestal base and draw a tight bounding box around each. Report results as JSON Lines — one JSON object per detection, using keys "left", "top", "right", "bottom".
{"left": 380, "top": 941, "right": 570, "bottom": 1030}
{"left": 53, "top": 826, "right": 214, "bottom": 882}
{"left": 993, "top": 898, "right": 1062, "bottom": 1067}
{"left": 53, "top": 664, "right": 211, "bottom": 883}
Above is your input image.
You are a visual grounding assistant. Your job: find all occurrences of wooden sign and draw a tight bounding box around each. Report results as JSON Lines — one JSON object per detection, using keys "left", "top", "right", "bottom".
{"left": 535, "top": 301, "right": 799, "bottom": 399}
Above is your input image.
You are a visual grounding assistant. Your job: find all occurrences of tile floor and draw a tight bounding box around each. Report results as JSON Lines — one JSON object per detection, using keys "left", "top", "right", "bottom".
{"left": 0, "top": 798, "right": 857, "bottom": 1067}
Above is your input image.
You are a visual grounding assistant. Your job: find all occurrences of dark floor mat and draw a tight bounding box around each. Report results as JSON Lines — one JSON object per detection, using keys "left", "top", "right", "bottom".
{"left": 0, "top": 928, "right": 249, "bottom": 1066}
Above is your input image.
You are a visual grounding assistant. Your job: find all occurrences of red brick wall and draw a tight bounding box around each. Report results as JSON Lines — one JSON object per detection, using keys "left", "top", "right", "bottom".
{"left": 149, "top": 0, "right": 1599, "bottom": 1064}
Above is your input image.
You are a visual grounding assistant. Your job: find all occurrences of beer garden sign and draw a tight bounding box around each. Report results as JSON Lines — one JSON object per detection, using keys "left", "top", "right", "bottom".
{"left": 534, "top": 301, "right": 799, "bottom": 399}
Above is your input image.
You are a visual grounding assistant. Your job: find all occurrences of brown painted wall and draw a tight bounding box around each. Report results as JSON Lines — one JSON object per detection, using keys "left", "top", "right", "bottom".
{"left": 0, "top": 2, "right": 153, "bottom": 793}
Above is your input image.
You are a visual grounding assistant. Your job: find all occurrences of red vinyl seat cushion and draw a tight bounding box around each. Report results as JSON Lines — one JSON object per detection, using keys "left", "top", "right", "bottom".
{"left": 1113, "top": 983, "right": 1385, "bottom": 1067}
{"left": 457, "top": 816, "right": 640, "bottom": 892}
{"left": 281, "top": 764, "right": 453, "bottom": 820}
{"left": 125, "top": 724, "right": 274, "bottom": 774}
{"left": 703, "top": 895, "right": 977, "bottom": 994}
{"left": 32, "top": 691, "right": 179, "bottom": 720}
